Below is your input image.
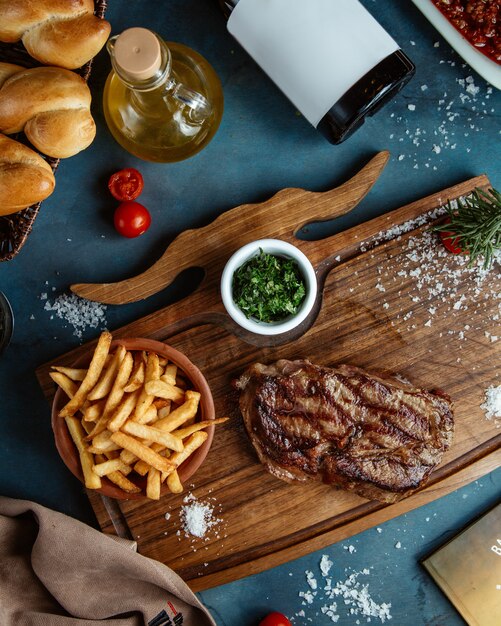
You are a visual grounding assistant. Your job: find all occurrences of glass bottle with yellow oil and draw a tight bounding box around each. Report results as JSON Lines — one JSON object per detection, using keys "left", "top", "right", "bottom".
{"left": 103, "top": 28, "right": 223, "bottom": 162}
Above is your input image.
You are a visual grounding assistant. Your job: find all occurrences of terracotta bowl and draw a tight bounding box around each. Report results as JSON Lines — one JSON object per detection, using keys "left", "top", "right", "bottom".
{"left": 51, "top": 338, "right": 215, "bottom": 500}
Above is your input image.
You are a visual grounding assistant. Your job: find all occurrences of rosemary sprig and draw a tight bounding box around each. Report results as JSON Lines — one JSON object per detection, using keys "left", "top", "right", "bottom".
{"left": 433, "top": 187, "right": 501, "bottom": 269}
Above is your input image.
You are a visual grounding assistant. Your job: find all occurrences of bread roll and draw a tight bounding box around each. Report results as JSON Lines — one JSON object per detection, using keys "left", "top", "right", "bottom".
{"left": 0, "top": 134, "right": 55, "bottom": 216}
{"left": 0, "top": 62, "right": 24, "bottom": 88}
{"left": 0, "top": 0, "right": 111, "bottom": 70}
{"left": 0, "top": 65, "right": 96, "bottom": 158}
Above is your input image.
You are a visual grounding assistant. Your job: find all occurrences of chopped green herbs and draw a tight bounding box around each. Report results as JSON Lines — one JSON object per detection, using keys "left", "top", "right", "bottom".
{"left": 232, "top": 249, "right": 306, "bottom": 322}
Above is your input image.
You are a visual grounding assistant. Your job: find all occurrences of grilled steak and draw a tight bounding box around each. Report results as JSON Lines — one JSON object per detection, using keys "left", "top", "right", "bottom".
{"left": 235, "top": 360, "right": 454, "bottom": 503}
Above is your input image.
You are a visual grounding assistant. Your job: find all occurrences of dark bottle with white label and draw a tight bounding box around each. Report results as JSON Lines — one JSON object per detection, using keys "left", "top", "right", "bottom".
{"left": 219, "top": 0, "right": 415, "bottom": 144}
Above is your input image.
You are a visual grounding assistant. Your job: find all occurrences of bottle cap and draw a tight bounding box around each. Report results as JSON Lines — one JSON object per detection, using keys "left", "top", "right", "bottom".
{"left": 113, "top": 28, "right": 162, "bottom": 81}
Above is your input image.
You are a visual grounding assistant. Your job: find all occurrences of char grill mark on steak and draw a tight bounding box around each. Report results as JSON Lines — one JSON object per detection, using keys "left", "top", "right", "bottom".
{"left": 235, "top": 359, "right": 454, "bottom": 503}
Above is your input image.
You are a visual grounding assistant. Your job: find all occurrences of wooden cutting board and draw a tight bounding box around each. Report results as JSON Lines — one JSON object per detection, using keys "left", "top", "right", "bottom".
{"left": 36, "top": 155, "right": 501, "bottom": 591}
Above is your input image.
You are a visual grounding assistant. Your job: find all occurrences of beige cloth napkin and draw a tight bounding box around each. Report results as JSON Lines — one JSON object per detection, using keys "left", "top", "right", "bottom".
{"left": 0, "top": 496, "right": 216, "bottom": 626}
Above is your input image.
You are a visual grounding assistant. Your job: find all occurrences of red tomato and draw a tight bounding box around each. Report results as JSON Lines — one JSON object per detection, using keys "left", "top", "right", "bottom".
{"left": 259, "top": 612, "right": 292, "bottom": 626}
{"left": 114, "top": 201, "right": 151, "bottom": 238}
{"left": 439, "top": 218, "right": 463, "bottom": 254}
{"left": 108, "top": 168, "right": 144, "bottom": 201}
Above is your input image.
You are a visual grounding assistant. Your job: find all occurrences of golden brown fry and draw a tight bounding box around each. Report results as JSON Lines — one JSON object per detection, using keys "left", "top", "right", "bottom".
{"left": 146, "top": 467, "right": 161, "bottom": 500}
{"left": 59, "top": 332, "right": 112, "bottom": 418}
{"left": 133, "top": 444, "right": 166, "bottom": 475}
{"left": 90, "top": 429, "right": 119, "bottom": 451}
{"left": 50, "top": 371, "right": 78, "bottom": 399}
{"left": 145, "top": 379, "right": 185, "bottom": 404}
{"left": 132, "top": 352, "right": 160, "bottom": 422}
{"left": 161, "top": 363, "right": 177, "bottom": 385}
{"left": 82, "top": 400, "right": 104, "bottom": 423}
{"left": 106, "top": 389, "right": 140, "bottom": 432}
{"left": 87, "top": 345, "right": 126, "bottom": 401}
{"left": 110, "top": 432, "right": 175, "bottom": 474}
{"left": 93, "top": 458, "right": 132, "bottom": 477}
{"left": 153, "top": 398, "right": 170, "bottom": 410}
{"left": 172, "top": 417, "right": 229, "bottom": 440}
{"left": 130, "top": 393, "right": 201, "bottom": 473}
{"left": 106, "top": 470, "right": 141, "bottom": 494}
{"left": 152, "top": 390, "right": 200, "bottom": 433}
{"left": 94, "top": 453, "right": 141, "bottom": 494}
{"left": 166, "top": 469, "right": 183, "bottom": 494}
{"left": 124, "top": 353, "right": 145, "bottom": 393}
{"left": 119, "top": 448, "right": 138, "bottom": 465}
{"left": 101, "top": 350, "right": 133, "bottom": 420}
{"left": 157, "top": 403, "right": 172, "bottom": 420}
{"left": 161, "top": 431, "right": 207, "bottom": 482}
{"left": 87, "top": 443, "right": 120, "bottom": 454}
{"left": 136, "top": 404, "right": 158, "bottom": 425}
{"left": 51, "top": 366, "right": 87, "bottom": 381}
{"left": 65, "top": 416, "right": 101, "bottom": 489}
{"left": 121, "top": 421, "right": 184, "bottom": 452}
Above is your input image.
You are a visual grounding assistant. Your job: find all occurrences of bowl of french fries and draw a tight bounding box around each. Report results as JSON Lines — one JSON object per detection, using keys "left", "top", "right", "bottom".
{"left": 50, "top": 332, "right": 227, "bottom": 500}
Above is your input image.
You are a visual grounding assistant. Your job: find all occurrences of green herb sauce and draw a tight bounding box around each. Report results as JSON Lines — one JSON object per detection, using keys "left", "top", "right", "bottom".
{"left": 232, "top": 249, "right": 306, "bottom": 322}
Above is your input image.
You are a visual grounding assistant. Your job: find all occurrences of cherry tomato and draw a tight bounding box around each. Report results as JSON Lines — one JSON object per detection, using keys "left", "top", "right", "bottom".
{"left": 439, "top": 217, "right": 463, "bottom": 254}
{"left": 108, "top": 168, "right": 144, "bottom": 201}
{"left": 114, "top": 201, "right": 151, "bottom": 238}
{"left": 259, "top": 612, "right": 292, "bottom": 626}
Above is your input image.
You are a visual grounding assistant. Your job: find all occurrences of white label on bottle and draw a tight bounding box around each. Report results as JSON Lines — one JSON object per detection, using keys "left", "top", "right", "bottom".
{"left": 228, "top": 0, "right": 400, "bottom": 127}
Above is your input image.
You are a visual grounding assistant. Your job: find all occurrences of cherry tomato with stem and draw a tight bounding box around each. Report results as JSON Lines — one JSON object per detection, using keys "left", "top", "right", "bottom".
{"left": 108, "top": 168, "right": 144, "bottom": 201}
{"left": 259, "top": 612, "right": 292, "bottom": 626}
{"left": 114, "top": 201, "right": 151, "bottom": 238}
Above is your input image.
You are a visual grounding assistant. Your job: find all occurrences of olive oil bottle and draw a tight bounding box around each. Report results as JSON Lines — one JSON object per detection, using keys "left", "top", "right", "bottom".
{"left": 103, "top": 28, "right": 224, "bottom": 162}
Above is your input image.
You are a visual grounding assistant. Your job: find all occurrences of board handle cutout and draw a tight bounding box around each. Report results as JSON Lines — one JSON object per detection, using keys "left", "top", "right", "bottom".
{"left": 71, "top": 151, "right": 389, "bottom": 305}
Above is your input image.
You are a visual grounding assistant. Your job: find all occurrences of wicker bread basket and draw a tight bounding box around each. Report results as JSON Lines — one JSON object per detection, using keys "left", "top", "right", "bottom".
{"left": 0, "top": 0, "right": 108, "bottom": 262}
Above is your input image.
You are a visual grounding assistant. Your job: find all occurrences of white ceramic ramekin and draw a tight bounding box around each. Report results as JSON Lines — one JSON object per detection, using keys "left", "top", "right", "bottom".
{"left": 220, "top": 239, "right": 317, "bottom": 336}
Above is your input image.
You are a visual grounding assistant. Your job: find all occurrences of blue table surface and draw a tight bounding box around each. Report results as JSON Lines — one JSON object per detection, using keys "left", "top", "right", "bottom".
{"left": 1, "top": 1, "right": 500, "bottom": 624}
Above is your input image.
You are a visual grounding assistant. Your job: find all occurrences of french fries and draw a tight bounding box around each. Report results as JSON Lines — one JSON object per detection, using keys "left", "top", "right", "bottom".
{"left": 51, "top": 331, "right": 228, "bottom": 499}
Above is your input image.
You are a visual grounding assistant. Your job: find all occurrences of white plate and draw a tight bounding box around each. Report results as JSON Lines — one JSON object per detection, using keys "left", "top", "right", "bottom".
{"left": 412, "top": 0, "right": 501, "bottom": 90}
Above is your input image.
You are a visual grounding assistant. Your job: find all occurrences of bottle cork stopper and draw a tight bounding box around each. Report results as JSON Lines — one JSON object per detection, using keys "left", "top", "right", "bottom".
{"left": 113, "top": 27, "right": 162, "bottom": 81}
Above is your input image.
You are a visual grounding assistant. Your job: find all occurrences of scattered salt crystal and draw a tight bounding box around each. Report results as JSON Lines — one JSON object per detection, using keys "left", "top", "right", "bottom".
{"left": 320, "top": 555, "right": 333, "bottom": 577}
{"left": 376, "top": 528, "right": 382, "bottom": 534}
{"left": 180, "top": 495, "right": 221, "bottom": 539}
{"left": 306, "top": 571, "right": 318, "bottom": 590}
{"left": 395, "top": 542, "right": 402, "bottom": 549}
{"left": 299, "top": 590, "right": 316, "bottom": 604}
{"left": 294, "top": 558, "right": 392, "bottom": 623}
{"left": 434, "top": 41, "right": 440, "bottom": 47}
{"left": 164, "top": 512, "right": 171, "bottom": 521}
{"left": 407, "top": 104, "right": 416, "bottom": 111}
{"left": 43, "top": 292, "right": 107, "bottom": 340}
{"left": 480, "top": 385, "right": 501, "bottom": 422}
{"left": 29, "top": 314, "right": 35, "bottom": 320}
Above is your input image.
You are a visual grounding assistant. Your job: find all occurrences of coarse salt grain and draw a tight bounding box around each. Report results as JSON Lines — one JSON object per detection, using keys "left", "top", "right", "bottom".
{"left": 293, "top": 557, "right": 392, "bottom": 624}
{"left": 481, "top": 385, "right": 501, "bottom": 424}
{"left": 179, "top": 493, "right": 222, "bottom": 539}
{"left": 43, "top": 292, "right": 107, "bottom": 339}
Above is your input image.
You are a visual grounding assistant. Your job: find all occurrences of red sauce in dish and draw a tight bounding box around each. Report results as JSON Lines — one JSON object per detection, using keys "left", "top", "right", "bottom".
{"left": 431, "top": 0, "right": 500, "bottom": 64}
